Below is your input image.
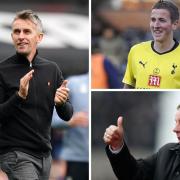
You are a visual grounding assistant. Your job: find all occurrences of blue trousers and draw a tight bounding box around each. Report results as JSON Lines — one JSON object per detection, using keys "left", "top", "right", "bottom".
{"left": 0, "top": 151, "right": 52, "bottom": 180}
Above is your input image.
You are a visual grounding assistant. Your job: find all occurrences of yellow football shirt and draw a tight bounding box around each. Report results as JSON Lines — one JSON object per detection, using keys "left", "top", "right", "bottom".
{"left": 123, "top": 40, "right": 180, "bottom": 89}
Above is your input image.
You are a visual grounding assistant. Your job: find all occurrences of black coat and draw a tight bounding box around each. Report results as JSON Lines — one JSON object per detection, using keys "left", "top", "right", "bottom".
{"left": 106, "top": 142, "right": 180, "bottom": 180}
{"left": 0, "top": 52, "right": 73, "bottom": 157}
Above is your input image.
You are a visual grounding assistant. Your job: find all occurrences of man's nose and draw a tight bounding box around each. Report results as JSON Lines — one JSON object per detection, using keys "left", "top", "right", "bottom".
{"left": 153, "top": 20, "right": 160, "bottom": 28}
{"left": 18, "top": 31, "right": 25, "bottom": 39}
{"left": 173, "top": 124, "right": 180, "bottom": 133}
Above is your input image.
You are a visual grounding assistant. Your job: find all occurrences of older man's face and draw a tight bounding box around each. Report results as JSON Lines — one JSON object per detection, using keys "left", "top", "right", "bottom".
{"left": 11, "top": 19, "right": 43, "bottom": 59}
{"left": 173, "top": 109, "right": 180, "bottom": 143}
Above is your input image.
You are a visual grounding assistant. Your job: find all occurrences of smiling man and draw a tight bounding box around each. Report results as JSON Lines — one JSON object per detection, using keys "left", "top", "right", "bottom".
{"left": 0, "top": 10, "right": 73, "bottom": 180}
{"left": 123, "top": 0, "right": 180, "bottom": 89}
{"left": 104, "top": 104, "right": 180, "bottom": 180}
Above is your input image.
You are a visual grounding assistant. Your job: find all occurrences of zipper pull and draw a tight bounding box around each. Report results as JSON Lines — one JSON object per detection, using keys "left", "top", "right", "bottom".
{"left": 30, "top": 62, "right": 32, "bottom": 69}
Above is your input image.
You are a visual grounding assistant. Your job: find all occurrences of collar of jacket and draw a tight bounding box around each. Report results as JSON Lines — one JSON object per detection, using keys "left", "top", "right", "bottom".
{"left": 15, "top": 51, "right": 38, "bottom": 65}
{"left": 170, "top": 143, "right": 180, "bottom": 155}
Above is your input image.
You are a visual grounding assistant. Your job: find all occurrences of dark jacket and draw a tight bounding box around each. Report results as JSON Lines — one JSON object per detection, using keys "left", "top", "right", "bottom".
{"left": 106, "top": 142, "right": 180, "bottom": 180}
{"left": 0, "top": 53, "right": 73, "bottom": 157}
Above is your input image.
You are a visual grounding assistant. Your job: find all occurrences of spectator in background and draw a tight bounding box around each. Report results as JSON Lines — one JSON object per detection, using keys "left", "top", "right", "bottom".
{"left": 103, "top": 104, "right": 180, "bottom": 180}
{"left": 51, "top": 73, "right": 89, "bottom": 180}
{"left": 99, "top": 27, "right": 127, "bottom": 71}
{"left": 123, "top": 0, "right": 180, "bottom": 89}
{"left": 91, "top": 43, "right": 122, "bottom": 89}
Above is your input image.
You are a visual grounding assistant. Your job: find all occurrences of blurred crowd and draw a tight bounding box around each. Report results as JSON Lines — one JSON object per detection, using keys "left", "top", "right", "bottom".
{"left": 92, "top": 21, "right": 148, "bottom": 88}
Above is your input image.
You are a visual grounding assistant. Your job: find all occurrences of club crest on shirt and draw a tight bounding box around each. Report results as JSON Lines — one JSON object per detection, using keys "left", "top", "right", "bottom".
{"left": 171, "top": 64, "right": 177, "bottom": 74}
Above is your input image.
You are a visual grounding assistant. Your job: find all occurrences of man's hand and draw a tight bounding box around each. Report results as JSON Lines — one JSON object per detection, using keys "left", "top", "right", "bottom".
{"left": 18, "top": 70, "right": 34, "bottom": 99}
{"left": 103, "top": 116, "right": 124, "bottom": 151}
{"left": 54, "top": 80, "right": 69, "bottom": 106}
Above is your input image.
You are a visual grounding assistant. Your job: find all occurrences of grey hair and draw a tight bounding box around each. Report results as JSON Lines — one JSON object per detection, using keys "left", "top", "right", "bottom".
{"left": 12, "top": 9, "right": 43, "bottom": 33}
{"left": 177, "top": 104, "right": 180, "bottom": 110}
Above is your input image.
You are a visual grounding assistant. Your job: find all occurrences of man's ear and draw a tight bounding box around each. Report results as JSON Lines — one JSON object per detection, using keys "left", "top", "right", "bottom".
{"left": 172, "top": 20, "right": 179, "bottom": 31}
{"left": 37, "top": 33, "right": 43, "bottom": 43}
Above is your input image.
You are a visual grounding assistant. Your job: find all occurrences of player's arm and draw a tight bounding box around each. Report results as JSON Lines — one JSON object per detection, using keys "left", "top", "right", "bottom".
{"left": 0, "top": 70, "right": 34, "bottom": 119}
{"left": 123, "top": 83, "right": 134, "bottom": 89}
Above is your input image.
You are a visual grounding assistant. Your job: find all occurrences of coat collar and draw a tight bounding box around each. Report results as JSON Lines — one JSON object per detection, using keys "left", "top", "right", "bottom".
{"left": 170, "top": 143, "right": 180, "bottom": 155}
{"left": 15, "top": 51, "right": 38, "bottom": 65}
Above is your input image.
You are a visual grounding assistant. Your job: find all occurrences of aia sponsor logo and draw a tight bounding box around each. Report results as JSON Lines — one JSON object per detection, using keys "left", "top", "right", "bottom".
{"left": 148, "top": 75, "right": 161, "bottom": 87}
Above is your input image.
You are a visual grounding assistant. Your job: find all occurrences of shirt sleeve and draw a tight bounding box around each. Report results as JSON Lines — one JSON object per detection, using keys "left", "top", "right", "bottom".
{"left": 106, "top": 142, "right": 156, "bottom": 180}
{"left": 122, "top": 47, "right": 136, "bottom": 87}
{"left": 0, "top": 91, "right": 25, "bottom": 120}
{"left": 51, "top": 107, "right": 70, "bottom": 129}
{"left": 109, "top": 142, "right": 124, "bottom": 154}
{"left": 0, "top": 73, "right": 26, "bottom": 121}
{"left": 54, "top": 64, "right": 73, "bottom": 121}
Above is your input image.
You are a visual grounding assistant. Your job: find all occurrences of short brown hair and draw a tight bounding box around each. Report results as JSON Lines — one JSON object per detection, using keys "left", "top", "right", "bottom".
{"left": 152, "top": 0, "right": 179, "bottom": 23}
{"left": 12, "top": 9, "right": 43, "bottom": 33}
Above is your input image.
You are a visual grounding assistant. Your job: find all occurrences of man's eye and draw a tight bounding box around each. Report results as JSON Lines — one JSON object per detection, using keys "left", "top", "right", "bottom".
{"left": 13, "top": 30, "right": 20, "bottom": 34}
{"left": 161, "top": 20, "right": 166, "bottom": 23}
{"left": 151, "top": 18, "right": 156, "bottom": 22}
{"left": 24, "top": 30, "right": 31, "bottom": 34}
{"left": 159, "top": 19, "right": 166, "bottom": 22}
